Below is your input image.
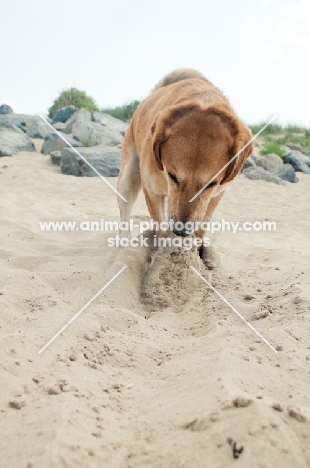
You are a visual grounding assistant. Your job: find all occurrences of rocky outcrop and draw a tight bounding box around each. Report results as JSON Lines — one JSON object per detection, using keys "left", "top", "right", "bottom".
{"left": 0, "top": 108, "right": 127, "bottom": 158}
{"left": 92, "top": 112, "right": 129, "bottom": 135}
{"left": 0, "top": 104, "right": 13, "bottom": 114}
{"left": 285, "top": 142, "right": 304, "bottom": 152}
{"left": 60, "top": 145, "right": 121, "bottom": 177}
{"left": 50, "top": 151, "right": 61, "bottom": 166}
{"left": 242, "top": 166, "right": 285, "bottom": 185}
{"left": 272, "top": 163, "right": 298, "bottom": 183}
{"left": 0, "top": 127, "right": 35, "bottom": 156}
{"left": 242, "top": 151, "right": 304, "bottom": 184}
{"left": 26, "top": 119, "right": 51, "bottom": 139}
{"left": 61, "top": 108, "right": 92, "bottom": 134}
{"left": 41, "top": 132, "right": 81, "bottom": 154}
{"left": 255, "top": 153, "right": 283, "bottom": 171}
{"left": 51, "top": 105, "right": 77, "bottom": 124}
{"left": 71, "top": 120, "right": 123, "bottom": 147}
{"left": 282, "top": 151, "right": 310, "bottom": 174}
{"left": 0, "top": 116, "right": 27, "bottom": 132}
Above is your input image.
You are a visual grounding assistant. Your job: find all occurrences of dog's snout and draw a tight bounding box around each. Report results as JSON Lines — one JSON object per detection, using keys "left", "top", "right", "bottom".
{"left": 173, "top": 226, "right": 189, "bottom": 237}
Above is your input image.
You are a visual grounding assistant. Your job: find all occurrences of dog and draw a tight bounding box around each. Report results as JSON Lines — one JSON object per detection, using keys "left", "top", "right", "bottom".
{"left": 117, "top": 69, "right": 253, "bottom": 245}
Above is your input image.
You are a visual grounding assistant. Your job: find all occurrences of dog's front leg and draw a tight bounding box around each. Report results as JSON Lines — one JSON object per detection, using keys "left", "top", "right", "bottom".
{"left": 196, "top": 191, "right": 225, "bottom": 240}
{"left": 196, "top": 191, "right": 225, "bottom": 262}
{"left": 142, "top": 187, "right": 166, "bottom": 236}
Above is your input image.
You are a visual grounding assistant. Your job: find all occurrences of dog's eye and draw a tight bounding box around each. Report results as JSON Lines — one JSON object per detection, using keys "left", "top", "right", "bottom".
{"left": 168, "top": 172, "right": 179, "bottom": 185}
{"left": 204, "top": 181, "right": 217, "bottom": 190}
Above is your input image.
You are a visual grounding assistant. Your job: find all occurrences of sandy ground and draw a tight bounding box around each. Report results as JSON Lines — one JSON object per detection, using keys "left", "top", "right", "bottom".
{"left": 0, "top": 140, "right": 309, "bottom": 468}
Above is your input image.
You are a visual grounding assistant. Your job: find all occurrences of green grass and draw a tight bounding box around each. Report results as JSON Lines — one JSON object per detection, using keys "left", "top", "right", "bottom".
{"left": 82, "top": 138, "right": 92, "bottom": 147}
{"left": 249, "top": 122, "right": 310, "bottom": 153}
{"left": 102, "top": 99, "right": 141, "bottom": 122}
{"left": 249, "top": 122, "right": 283, "bottom": 136}
{"left": 260, "top": 143, "right": 284, "bottom": 156}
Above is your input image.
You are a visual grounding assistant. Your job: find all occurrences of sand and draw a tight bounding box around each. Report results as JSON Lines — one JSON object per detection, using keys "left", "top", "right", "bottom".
{"left": 0, "top": 139, "right": 309, "bottom": 467}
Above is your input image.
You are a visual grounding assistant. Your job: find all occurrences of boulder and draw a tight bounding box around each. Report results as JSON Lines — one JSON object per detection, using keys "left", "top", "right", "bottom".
{"left": 71, "top": 120, "right": 123, "bottom": 147}
{"left": 242, "top": 166, "right": 284, "bottom": 185}
{"left": 26, "top": 119, "right": 50, "bottom": 139}
{"left": 286, "top": 142, "right": 304, "bottom": 152}
{"left": 0, "top": 116, "right": 27, "bottom": 132}
{"left": 0, "top": 104, "right": 13, "bottom": 114}
{"left": 271, "top": 163, "right": 298, "bottom": 183}
{"left": 255, "top": 153, "right": 283, "bottom": 171}
{"left": 0, "top": 128, "right": 35, "bottom": 156}
{"left": 92, "top": 112, "right": 129, "bottom": 135}
{"left": 62, "top": 108, "right": 92, "bottom": 134}
{"left": 41, "top": 132, "right": 81, "bottom": 154}
{"left": 0, "top": 123, "right": 25, "bottom": 135}
{"left": 50, "top": 150, "right": 61, "bottom": 166}
{"left": 282, "top": 151, "right": 310, "bottom": 174}
{"left": 241, "top": 155, "right": 256, "bottom": 172}
{"left": 52, "top": 105, "right": 77, "bottom": 124}
{"left": 281, "top": 145, "right": 291, "bottom": 154}
{"left": 60, "top": 145, "right": 121, "bottom": 177}
{"left": 53, "top": 122, "right": 67, "bottom": 132}
{"left": 0, "top": 113, "right": 40, "bottom": 132}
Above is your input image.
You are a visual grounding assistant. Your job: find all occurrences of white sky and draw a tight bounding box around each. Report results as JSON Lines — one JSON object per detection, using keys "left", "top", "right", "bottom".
{"left": 1, "top": 0, "right": 309, "bottom": 126}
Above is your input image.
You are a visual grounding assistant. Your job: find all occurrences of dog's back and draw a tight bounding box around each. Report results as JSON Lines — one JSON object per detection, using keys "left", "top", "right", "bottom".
{"left": 152, "top": 68, "right": 210, "bottom": 91}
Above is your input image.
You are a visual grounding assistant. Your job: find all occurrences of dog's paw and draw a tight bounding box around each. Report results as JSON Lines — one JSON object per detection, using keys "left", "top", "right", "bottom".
{"left": 200, "top": 245, "right": 221, "bottom": 270}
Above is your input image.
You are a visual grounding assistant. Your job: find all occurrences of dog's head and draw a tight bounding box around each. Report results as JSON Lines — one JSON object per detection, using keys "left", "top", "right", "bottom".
{"left": 151, "top": 101, "right": 253, "bottom": 235}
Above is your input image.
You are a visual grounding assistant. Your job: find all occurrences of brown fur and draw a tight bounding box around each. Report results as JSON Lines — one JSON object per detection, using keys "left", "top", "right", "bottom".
{"left": 152, "top": 68, "right": 210, "bottom": 90}
{"left": 117, "top": 69, "right": 253, "bottom": 238}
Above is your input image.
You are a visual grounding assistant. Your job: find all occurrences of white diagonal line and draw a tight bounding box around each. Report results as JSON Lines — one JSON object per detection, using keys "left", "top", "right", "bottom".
{"left": 39, "top": 115, "right": 128, "bottom": 202}
{"left": 38, "top": 266, "right": 127, "bottom": 354}
{"left": 190, "top": 266, "right": 278, "bottom": 354}
{"left": 189, "top": 115, "right": 278, "bottom": 202}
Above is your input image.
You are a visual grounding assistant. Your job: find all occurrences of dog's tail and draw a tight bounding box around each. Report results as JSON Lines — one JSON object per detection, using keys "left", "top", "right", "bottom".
{"left": 152, "top": 69, "right": 209, "bottom": 91}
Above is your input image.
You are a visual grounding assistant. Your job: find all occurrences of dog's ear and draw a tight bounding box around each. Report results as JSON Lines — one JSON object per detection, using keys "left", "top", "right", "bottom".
{"left": 221, "top": 121, "right": 253, "bottom": 184}
{"left": 151, "top": 102, "right": 201, "bottom": 171}
{"left": 151, "top": 112, "right": 167, "bottom": 171}
{"left": 201, "top": 105, "right": 254, "bottom": 185}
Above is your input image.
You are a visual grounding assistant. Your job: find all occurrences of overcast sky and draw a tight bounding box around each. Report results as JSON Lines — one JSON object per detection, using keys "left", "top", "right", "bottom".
{"left": 1, "top": 0, "right": 309, "bottom": 126}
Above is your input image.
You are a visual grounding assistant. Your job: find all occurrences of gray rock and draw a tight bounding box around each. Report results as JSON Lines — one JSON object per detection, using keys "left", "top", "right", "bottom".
{"left": 0, "top": 116, "right": 27, "bottom": 132}
{"left": 256, "top": 153, "right": 283, "bottom": 171}
{"left": 60, "top": 150, "right": 80, "bottom": 176}
{"left": 60, "top": 145, "right": 121, "bottom": 177}
{"left": 52, "top": 105, "right": 77, "bottom": 124}
{"left": 26, "top": 119, "right": 50, "bottom": 139}
{"left": 41, "top": 132, "right": 81, "bottom": 154}
{"left": 286, "top": 142, "right": 304, "bottom": 152}
{"left": 271, "top": 163, "right": 298, "bottom": 183}
{"left": 241, "top": 156, "right": 256, "bottom": 172}
{"left": 0, "top": 113, "right": 40, "bottom": 132}
{"left": 92, "top": 112, "right": 129, "bottom": 136}
{"left": 71, "top": 120, "right": 123, "bottom": 147}
{"left": 281, "top": 145, "right": 291, "bottom": 154}
{"left": 62, "top": 108, "right": 92, "bottom": 134}
{"left": 282, "top": 151, "right": 310, "bottom": 174}
{"left": 242, "top": 166, "right": 285, "bottom": 185}
{"left": 0, "top": 123, "right": 25, "bottom": 135}
{"left": 53, "top": 122, "right": 67, "bottom": 132}
{"left": 0, "top": 104, "right": 13, "bottom": 114}
{"left": 0, "top": 128, "right": 35, "bottom": 156}
{"left": 50, "top": 150, "right": 61, "bottom": 166}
